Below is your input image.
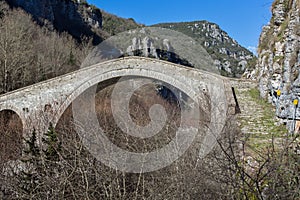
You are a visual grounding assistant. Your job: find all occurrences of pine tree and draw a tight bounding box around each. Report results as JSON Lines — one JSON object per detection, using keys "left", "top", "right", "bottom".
{"left": 24, "top": 129, "right": 40, "bottom": 157}
{"left": 42, "top": 123, "right": 61, "bottom": 161}
{"left": 19, "top": 129, "right": 41, "bottom": 197}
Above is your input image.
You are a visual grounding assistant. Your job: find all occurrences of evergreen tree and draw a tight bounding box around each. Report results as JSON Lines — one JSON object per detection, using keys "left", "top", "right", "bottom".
{"left": 24, "top": 129, "right": 40, "bottom": 157}
{"left": 42, "top": 123, "right": 61, "bottom": 161}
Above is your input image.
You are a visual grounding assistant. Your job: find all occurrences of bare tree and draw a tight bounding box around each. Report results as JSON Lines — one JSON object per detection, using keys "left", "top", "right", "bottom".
{"left": 0, "top": 7, "right": 36, "bottom": 93}
{"left": 0, "top": 83, "right": 235, "bottom": 199}
{"left": 0, "top": 2, "right": 93, "bottom": 93}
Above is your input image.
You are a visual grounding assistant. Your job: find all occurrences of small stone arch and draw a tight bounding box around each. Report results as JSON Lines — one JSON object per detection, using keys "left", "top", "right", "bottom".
{"left": 0, "top": 109, "right": 23, "bottom": 163}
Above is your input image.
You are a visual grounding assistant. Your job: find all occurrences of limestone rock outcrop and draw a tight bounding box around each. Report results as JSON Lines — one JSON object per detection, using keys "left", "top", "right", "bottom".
{"left": 7, "top": 0, "right": 103, "bottom": 43}
{"left": 7, "top": 0, "right": 144, "bottom": 44}
{"left": 250, "top": 0, "right": 300, "bottom": 131}
{"left": 153, "top": 21, "right": 256, "bottom": 77}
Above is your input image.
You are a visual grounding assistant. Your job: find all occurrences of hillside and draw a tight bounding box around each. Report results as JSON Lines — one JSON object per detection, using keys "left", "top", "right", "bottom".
{"left": 0, "top": 0, "right": 143, "bottom": 94}
{"left": 152, "top": 21, "right": 257, "bottom": 77}
{"left": 101, "top": 10, "right": 144, "bottom": 36}
{"left": 6, "top": 0, "right": 256, "bottom": 78}
{"left": 6, "top": 0, "right": 142, "bottom": 44}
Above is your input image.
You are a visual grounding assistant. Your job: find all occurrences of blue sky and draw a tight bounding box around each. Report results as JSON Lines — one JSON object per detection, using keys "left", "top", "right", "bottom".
{"left": 87, "top": 0, "right": 273, "bottom": 54}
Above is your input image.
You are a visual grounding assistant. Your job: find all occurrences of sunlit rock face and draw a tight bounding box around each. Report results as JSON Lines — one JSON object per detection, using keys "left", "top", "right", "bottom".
{"left": 153, "top": 21, "right": 256, "bottom": 77}
{"left": 251, "top": 0, "right": 300, "bottom": 131}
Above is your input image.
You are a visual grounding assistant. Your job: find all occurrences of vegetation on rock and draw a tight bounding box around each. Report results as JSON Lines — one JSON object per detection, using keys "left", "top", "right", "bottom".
{"left": 153, "top": 21, "right": 257, "bottom": 77}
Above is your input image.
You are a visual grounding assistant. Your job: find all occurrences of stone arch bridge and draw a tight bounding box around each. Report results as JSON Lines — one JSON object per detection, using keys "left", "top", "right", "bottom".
{"left": 0, "top": 57, "right": 238, "bottom": 135}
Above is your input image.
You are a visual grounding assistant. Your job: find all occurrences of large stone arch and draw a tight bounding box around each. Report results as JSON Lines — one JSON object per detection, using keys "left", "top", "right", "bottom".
{"left": 51, "top": 57, "right": 228, "bottom": 132}
{"left": 0, "top": 57, "right": 233, "bottom": 139}
{"left": 52, "top": 69, "right": 206, "bottom": 128}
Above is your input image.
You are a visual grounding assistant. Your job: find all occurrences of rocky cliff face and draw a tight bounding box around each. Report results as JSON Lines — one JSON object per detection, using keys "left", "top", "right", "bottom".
{"left": 153, "top": 21, "right": 256, "bottom": 77}
{"left": 6, "top": 0, "right": 142, "bottom": 45}
{"left": 250, "top": 0, "right": 300, "bottom": 131}
{"left": 7, "top": 0, "right": 104, "bottom": 44}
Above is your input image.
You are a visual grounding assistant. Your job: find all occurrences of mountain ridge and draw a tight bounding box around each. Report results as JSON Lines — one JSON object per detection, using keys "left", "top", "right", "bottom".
{"left": 4, "top": 0, "right": 255, "bottom": 77}
{"left": 152, "top": 21, "right": 257, "bottom": 77}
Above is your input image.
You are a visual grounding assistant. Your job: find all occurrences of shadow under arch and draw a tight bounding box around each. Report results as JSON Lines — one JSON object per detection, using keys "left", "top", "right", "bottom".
{"left": 0, "top": 109, "right": 23, "bottom": 163}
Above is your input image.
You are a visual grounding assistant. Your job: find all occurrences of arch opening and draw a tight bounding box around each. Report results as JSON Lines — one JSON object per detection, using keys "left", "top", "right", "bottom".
{"left": 55, "top": 75, "right": 188, "bottom": 128}
{"left": 55, "top": 77, "right": 122, "bottom": 132}
{"left": 0, "top": 109, "right": 23, "bottom": 163}
{"left": 55, "top": 75, "right": 202, "bottom": 153}
{"left": 92, "top": 76, "right": 185, "bottom": 153}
